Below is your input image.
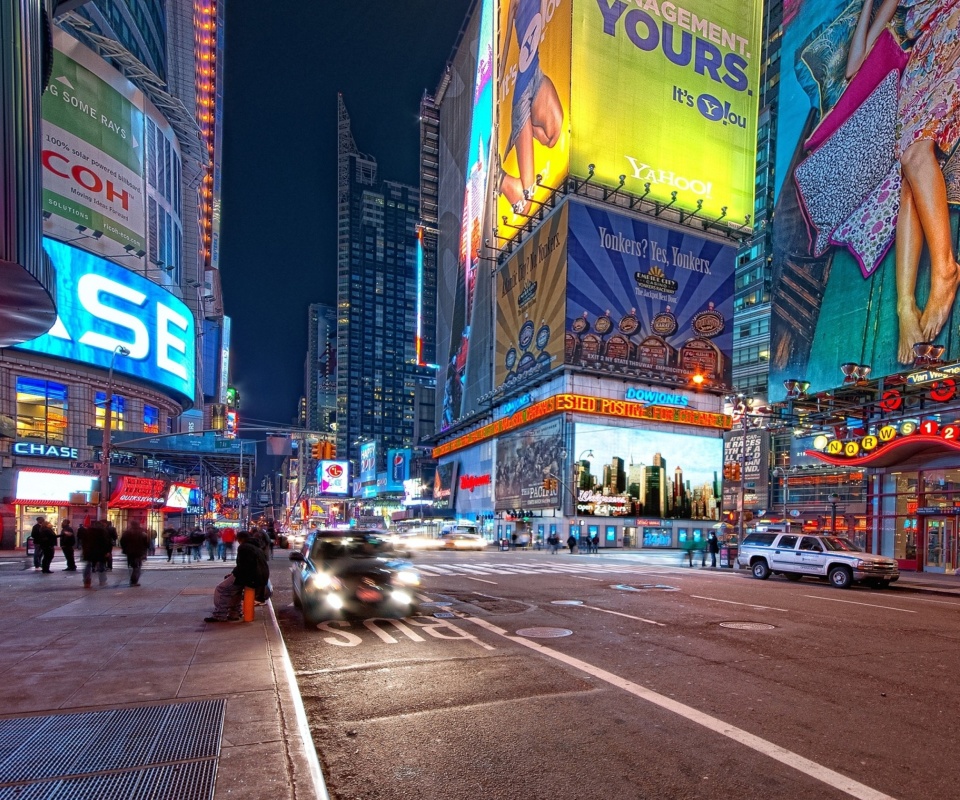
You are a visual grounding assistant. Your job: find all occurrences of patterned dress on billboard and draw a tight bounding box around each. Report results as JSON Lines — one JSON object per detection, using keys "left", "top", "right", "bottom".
{"left": 896, "top": 0, "right": 960, "bottom": 160}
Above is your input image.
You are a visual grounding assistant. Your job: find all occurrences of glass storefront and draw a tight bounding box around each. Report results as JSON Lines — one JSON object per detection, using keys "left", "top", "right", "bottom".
{"left": 879, "top": 468, "right": 960, "bottom": 574}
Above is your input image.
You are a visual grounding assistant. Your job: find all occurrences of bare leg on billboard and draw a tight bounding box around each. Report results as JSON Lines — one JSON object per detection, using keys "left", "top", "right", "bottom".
{"left": 895, "top": 179, "right": 925, "bottom": 364}
{"left": 906, "top": 140, "right": 960, "bottom": 341}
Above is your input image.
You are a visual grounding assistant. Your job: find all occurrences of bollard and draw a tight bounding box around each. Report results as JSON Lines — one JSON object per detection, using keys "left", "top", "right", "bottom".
{"left": 242, "top": 587, "right": 255, "bottom": 621}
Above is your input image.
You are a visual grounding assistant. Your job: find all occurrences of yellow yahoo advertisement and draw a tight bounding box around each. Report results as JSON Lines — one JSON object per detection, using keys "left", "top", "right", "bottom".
{"left": 496, "top": 0, "right": 572, "bottom": 230}
{"left": 495, "top": 203, "right": 569, "bottom": 390}
{"left": 570, "top": 0, "right": 763, "bottom": 222}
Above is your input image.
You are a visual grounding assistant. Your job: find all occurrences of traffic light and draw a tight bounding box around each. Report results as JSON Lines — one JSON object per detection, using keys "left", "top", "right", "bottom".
{"left": 225, "top": 386, "right": 239, "bottom": 408}
{"left": 311, "top": 442, "right": 324, "bottom": 460}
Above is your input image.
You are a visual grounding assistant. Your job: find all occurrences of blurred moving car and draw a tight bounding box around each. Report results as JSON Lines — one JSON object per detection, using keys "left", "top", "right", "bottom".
{"left": 438, "top": 532, "right": 489, "bottom": 551}
{"left": 290, "top": 529, "right": 421, "bottom": 626}
{"left": 391, "top": 531, "right": 443, "bottom": 552}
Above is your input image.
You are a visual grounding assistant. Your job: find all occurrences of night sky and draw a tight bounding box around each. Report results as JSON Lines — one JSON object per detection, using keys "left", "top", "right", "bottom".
{"left": 219, "top": 1, "right": 473, "bottom": 429}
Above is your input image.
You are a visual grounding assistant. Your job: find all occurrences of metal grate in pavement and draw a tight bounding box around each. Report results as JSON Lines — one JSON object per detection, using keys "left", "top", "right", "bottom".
{"left": 0, "top": 760, "right": 217, "bottom": 800}
{"left": 0, "top": 699, "right": 224, "bottom": 799}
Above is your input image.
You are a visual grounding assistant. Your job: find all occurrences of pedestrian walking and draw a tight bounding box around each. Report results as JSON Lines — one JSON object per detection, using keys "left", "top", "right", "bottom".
{"left": 566, "top": 533, "right": 577, "bottom": 554}
{"left": 707, "top": 531, "right": 720, "bottom": 568}
{"left": 79, "top": 520, "right": 112, "bottom": 588}
{"left": 119, "top": 519, "right": 151, "bottom": 586}
{"left": 60, "top": 520, "right": 77, "bottom": 571}
{"left": 548, "top": 532, "right": 560, "bottom": 554}
{"left": 590, "top": 533, "right": 600, "bottom": 554}
{"left": 189, "top": 526, "right": 204, "bottom": 561}
{"left": 162, "top": 527, "right": 176, "bottom": 562}
{"left": 35, "top": 519, "right": 57, "bottom": 573}
{"left": 204, "top": 531, "right": 270, "bottom": 623}
{"left": 205, "top": 525, "right": 220, "bottom": 561}
{"left": 105, "top": 522, "right": 118, "bottom": 570}
{"left": 682, "top": 534, "right": 696, "bottom": 567}
{"left": 221, "top": 526, "right": 236, "bottom": 560}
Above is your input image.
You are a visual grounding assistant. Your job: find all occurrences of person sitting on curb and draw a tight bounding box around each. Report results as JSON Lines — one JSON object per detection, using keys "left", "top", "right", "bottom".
{"left": 205, "top": 531, "right": 270, "bottom": 623}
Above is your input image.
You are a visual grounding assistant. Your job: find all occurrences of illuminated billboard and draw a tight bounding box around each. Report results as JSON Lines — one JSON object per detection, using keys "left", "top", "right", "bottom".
{"left": 768, "top": 0, "right": 960, "bottom": 396}
{"left": 572, "top": 422, "right": 722, "bottom": 518}
{"left": 495, "top": 0, "right": 572, "bottom": 229}
{"left": 495, "top": 203, "right": 569, "bottom": 390}
{"left": 565, "top": 201, "right": 735, "bottom": 387}
{"left": 41, "top": 29, "right": 147, "bottom": 258}
{"left": 385, "top": 448, "right": 411, "bottom": 492}
{"left": 495, "top": 417, "right": 565, "bottom": 511}
{"left": 359, "top": 441, "right": 377, "bottom": 499}
{"left": 318, "top": 461, "right": 350, "bottom": 495}
{"left": 15, "top": 239, "right": 195, "bottom": 402}
{"left": 443, "top": 0, "right": 496, "bottom": 428}
{"left": 569, "top": 0, "right": 762, "bottom": 221}
{"left": 433, "top": 461, "right": 460, "bottom": 510}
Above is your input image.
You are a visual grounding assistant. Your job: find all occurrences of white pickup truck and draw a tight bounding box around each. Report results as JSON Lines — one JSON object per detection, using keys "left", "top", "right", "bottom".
{"left": 737, "top": 531, "right": 900, "bottom": 588}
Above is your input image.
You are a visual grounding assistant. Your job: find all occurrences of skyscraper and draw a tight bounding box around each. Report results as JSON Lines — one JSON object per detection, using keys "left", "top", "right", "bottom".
{"left": 335, "top": 95, "right": 431, "bottom": 474}
{"left": 305, "top": 303, "right": 337, "bottom": 434}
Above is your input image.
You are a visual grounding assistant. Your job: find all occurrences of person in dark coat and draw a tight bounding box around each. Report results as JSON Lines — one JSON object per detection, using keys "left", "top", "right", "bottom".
{"left": 79, "top": 520, "right": 112, "bottom": 588}
{"left": 60, "top": 520, "right": 77, "bottom": 571}
{"left": 105, "top": 522, "right": 118, "bottom": 570}
{"left": 205, "top": 531, "right": 270, "bottom": 622}
{"left": 120, "top": 520, "right": 151, "bottom": 586}
{"left": 35, "top": 519, "right": 57, "bottom": 573}
{"left": 29, "top": 516, "right": 46, "bottom": 570}
{"left": 566, "top": 533, "right": 577, "bottom": 554}
{"left": 707, "top": 531, "right": 720, "bottom": 568}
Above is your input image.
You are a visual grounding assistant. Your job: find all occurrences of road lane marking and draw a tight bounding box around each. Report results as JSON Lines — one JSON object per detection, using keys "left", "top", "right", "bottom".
{"left": 573, "top": 575, "right": 604, "bottom": 581}
{"left": 464, "top": 576, "right": 498, "bottom": 584}
{"left": 803, "top": 595, "right": 916, "bottom": 613}
{"left": 579, "top": 605, "right": 665, "bottom": 626}
{"left": 462, "top": 616, "right": 896, "bottom": 800}
{"left": 690, "top": 595, "right": 789, "bottom": 612}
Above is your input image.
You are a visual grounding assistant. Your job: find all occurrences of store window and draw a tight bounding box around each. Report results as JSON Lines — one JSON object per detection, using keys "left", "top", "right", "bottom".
{"left": 94, "top": 392, "right": 126, "bottom": 431}
{"left": 16, "top": 377, "right": 68, "bottom": 444}
{"left": 143, "top": 404, "right": 160, "bottom": 434}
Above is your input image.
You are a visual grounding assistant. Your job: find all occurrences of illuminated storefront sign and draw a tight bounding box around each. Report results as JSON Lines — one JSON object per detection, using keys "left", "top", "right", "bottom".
{"left": 16, "top": 239, "right": 196, "bottom": 401}
{"left": 319, "top": 461, "right": 349, "bottom": 495}
{"left": 15, "top": 470, "right": 96, "bottom": 504}
{"left": 812, "top": 419, "right": 960, "bottom": 460}
{"left": 624, "top": 388, "right": 689, "bottom": 407}
{"left": 460, "top": 473, "right": 492, "bottom": 492}
{"left": 434, "top": 392, "right": 731, "bottom": 457}
{"left": 13, "top": 442, "right": 79, "bottom": 459}
{"left": 570, "top": 0, "right": 762, "bottom": 221}
{"left": 109, "top": 477, "right": 166, "bottom": 508}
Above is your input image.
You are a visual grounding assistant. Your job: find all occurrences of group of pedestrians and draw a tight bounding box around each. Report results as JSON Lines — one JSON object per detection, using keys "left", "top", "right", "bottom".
{"left": 682, "top": 531, "right": 721, "bottom": 568}
{"left": 162, "top": 526, "right": 238, "bottom": 562}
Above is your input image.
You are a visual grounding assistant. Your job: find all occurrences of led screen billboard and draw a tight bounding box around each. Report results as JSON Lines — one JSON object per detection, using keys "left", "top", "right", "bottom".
{"left": 15, "top": 239, "right": 196, "bottom": 402}
{"left": 41, "top": 29, "right": 147, "bottom": 258}
{"left": 768, "top": 0, "right": 960, "bottom": 397}
{"left": 360, "top": 441, "right": 377, "bottom": 499}
{"left": 385, "top": 448, "right": 412, "bottom": 492}
{"left": 434, "top": 461, "right": 460, "bottom": 510}
{"left": 565, "top": 201, "right": 735, "bottom": 387}
{"left": 495, "top": 0, "right": 572, "bottom": 229}
{"left": 443, "top": 0, "right": 496, "bottom": 428}
{"left": 319, "top": 461, "right": 350, "bottom": 495}
{"left": 495, "top": 417, "right": 565, "bottom": 511}
{"left": 495, "top": 203, "right": 568, "bottom": 390}
{"left": 572, "top": 422, "right": 722, "bottom": 518}
{"left": 569, "top": 0, "right": 762, "bottom": 222}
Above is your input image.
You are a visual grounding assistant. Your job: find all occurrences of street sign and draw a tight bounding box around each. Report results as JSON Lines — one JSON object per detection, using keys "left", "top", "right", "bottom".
{"left": 214, "top": 439, "right": 232, "bottom": 449}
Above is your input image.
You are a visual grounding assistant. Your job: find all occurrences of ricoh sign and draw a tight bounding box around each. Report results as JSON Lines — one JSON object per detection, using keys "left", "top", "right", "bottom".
{"left": 15, "top": 239, "right": 196, "bottom": 402}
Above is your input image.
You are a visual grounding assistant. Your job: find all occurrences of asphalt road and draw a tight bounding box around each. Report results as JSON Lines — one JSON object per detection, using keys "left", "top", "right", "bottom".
{"left": 274, "top": 549, "right": 960, "bottom": 800}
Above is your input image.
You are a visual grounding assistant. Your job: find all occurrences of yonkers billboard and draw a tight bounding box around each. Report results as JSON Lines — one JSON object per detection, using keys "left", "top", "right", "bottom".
{"left": 495, "top": 200, "right": 735, "bottom": 394}
{"left": 495, "top": 417, "right": 565, "bottom": 511}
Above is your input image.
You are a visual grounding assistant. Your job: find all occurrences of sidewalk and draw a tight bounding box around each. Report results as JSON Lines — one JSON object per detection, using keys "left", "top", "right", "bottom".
{"left": 0, "top": 550, "right": 327, "bottom": 800}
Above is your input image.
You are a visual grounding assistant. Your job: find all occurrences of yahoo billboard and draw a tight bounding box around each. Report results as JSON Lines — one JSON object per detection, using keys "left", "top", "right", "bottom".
{"left": 15, "top": 239, "right": 196, "bottom": 402}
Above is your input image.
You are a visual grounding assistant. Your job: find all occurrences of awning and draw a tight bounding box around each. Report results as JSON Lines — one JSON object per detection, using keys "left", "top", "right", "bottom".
{"left": 805, "top": 434, "right": 960, "bottom": 469}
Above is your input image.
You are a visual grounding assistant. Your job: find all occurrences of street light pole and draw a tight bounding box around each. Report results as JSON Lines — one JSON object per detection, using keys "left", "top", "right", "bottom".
{"left": 829, "top": 493, "right": 841, "bottom": 534}
{"left": 99, "top": 345, "right": 130, "bottom": 522}
{"left": 737, "top": 396, "right": 750, "bottom": 543}
{"left": 772, "top": 466, "right": 788, "bottom": 522}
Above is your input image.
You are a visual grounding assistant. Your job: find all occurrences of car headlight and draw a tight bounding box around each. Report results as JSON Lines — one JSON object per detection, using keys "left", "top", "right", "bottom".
{"left": 391, "top": 589, "right": 413, "bottom": 605}
{"left": 309, "top": 572, "right": 342, "bottom": 591}
{"left": 394, "top": 569, "right": 421, "bottom": 587}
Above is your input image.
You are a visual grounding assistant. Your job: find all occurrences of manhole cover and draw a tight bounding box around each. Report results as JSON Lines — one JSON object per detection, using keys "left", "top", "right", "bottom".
{"left": 612, "top": 584, "right": 679, "bottom": 592}
{"left": 719, "top": 621, "right": 776, "bottom": 630}
{"left": 433, "top": 612, "right": 456, "bottom": 618}
{"left": 516, "top": 627, "right": 573, "bottom": 638}
{"left": 551, "top": 600, "right": 583, "bottom": 605}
